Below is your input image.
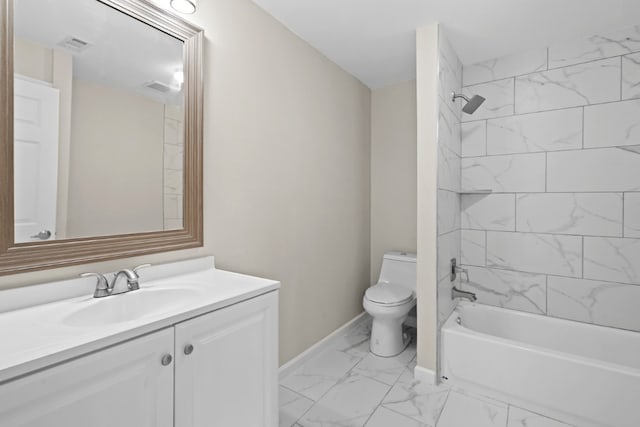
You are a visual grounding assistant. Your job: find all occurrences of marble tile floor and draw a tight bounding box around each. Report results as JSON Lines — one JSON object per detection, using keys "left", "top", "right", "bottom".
{"left": 279, "top": 316, "right": 575, "bottom": 427}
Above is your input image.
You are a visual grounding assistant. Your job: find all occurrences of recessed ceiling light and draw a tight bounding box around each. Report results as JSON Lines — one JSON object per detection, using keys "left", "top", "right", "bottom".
{"left": 170, "top": 0, "right": 196, "bottom": 14}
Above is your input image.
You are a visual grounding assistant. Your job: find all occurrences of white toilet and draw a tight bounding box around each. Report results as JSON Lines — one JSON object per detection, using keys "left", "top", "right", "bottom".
{"left": 363, "top": 251, "right": 416, "bottom": 357}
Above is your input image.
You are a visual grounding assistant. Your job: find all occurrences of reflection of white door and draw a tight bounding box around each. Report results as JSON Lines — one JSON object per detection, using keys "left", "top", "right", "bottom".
{"left": 14, "top": 77, "right": 59, "bottom": 243}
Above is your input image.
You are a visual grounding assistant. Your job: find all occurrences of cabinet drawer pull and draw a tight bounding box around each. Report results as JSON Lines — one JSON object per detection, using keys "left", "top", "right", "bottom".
{"left": 184, "top": 344, "right": 194, "bottom": 355}
{"left": 161, "top": 354, "right": 173, "bottom": 366}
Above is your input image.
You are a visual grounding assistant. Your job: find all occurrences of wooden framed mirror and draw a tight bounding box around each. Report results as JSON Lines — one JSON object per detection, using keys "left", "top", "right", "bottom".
{"left": 0, "top": 0, "right": 203, "bottom": 275}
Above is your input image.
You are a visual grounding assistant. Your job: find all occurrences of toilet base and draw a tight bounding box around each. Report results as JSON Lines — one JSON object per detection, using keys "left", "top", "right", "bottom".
{"left": 369, "top": 317, "right": 411, "bottom": 357}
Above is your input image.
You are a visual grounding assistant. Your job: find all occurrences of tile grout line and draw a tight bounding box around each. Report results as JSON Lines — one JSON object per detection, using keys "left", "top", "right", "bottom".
{"left": 433, "top": 389, "right": 453, "bottom": 427}
{"left": 581, "top": 106, "right": 585, "bottom": 149}
{"left": 623, "top": 192, "right": 626, "bottom": 237}
{"left": 461, "top": 143, "right": 640, "bottom": 160}
{"left": 546, "top": 47, "right": 550, "bottom": 71}
{"left": 513, "top": 76, "right": 517, "bottom": 116}
{"left": 458, "top": 261, "right": 640, "bottom": 288}
{"left": 545, "top": 275, "right": 549, "bottom": 315}
{"left": 459, "top": 95, "right": 640, "bottom": 125}
{"left": 484, "top": 119, "right": 488, "bottom": 156}
{"left": 287, "top": 351, "right": 367, "bottom": 423}
{"left": 361, "top": 371, "right": 406, "bottom": 427}
{"left": 544, "top": 152, "right": 548, "bottom": 192}
{"left": 581, "top": 236, "right": 585, "bottom": 279}
{"left": 620, "top": 55, "right": 623, "bottom": 101}
{"left": 462, "top": 50, "right": 632, "bottom": 87}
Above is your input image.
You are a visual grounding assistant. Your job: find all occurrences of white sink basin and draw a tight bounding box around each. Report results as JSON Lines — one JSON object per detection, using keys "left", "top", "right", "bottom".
{"left": 63, "top": 287, "right": 202, "bottom": 327}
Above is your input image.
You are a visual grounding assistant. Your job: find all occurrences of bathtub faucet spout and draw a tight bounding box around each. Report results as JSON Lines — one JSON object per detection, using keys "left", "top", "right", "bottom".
{"left": 452, "top": 286, "right": 477, "bottom": 302}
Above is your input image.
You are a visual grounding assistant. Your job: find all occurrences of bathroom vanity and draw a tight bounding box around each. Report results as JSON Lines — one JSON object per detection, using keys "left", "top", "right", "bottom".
{"left": 0, "top": 257, "right": 279, "bottom": 427}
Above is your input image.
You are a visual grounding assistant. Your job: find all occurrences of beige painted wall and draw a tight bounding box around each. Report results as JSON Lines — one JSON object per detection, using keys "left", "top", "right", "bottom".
{"left": 1, "top": 0, "right": 372, "bottom": 366}
{"left": 14, "top": 38, "right": 52, "bottom": 83}
{"left": 370, "top": 81, "right": 417, "bottom": 282}
{"left": 416, "top": 25, "right": 439, "bottom": 372}
{"left": 67, "top": 79, "right": 165, "bottom": 238}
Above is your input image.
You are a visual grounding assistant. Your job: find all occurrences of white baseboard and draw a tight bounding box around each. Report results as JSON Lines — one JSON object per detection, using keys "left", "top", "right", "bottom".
{"left": 414, "top": 365, "right": 436, "bottom": 385}
{"left": 279, "top": 312, "right": 368, "bottom": 381}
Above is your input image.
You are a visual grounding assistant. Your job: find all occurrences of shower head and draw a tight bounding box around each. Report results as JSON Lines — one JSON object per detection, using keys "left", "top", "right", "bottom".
{"left": 451, "top": 92, "right": 486, "bottom": 115}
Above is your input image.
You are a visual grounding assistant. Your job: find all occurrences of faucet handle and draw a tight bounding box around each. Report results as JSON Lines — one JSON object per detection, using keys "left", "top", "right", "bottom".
{"left": 133, "top": 263, "right": 151, "bottom": 275}
{"left": 80, "top": 272, "right": 110, "bottom": 298}
{"left": 126, "top": 264, "right": 151, "bottom": 291}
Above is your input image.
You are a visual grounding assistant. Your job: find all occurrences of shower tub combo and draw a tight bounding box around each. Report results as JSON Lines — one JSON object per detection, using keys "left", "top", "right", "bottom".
{"left": 441, "top": 302, "right": 640, "bottom": 427}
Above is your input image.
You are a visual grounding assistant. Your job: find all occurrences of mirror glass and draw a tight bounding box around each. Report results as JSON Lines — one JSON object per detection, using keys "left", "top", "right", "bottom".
{"left": 13, "top": 0, "right": 184, "bottom": 243}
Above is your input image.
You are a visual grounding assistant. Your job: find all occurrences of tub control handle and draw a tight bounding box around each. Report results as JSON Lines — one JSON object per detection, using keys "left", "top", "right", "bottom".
{"left": 450, "top": 258, "right": 469, "bottom": 282}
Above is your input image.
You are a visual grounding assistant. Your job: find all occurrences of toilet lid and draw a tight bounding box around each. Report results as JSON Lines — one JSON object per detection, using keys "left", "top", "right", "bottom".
{"left": 365, "top": 284, "right": 413, "bottom": 305}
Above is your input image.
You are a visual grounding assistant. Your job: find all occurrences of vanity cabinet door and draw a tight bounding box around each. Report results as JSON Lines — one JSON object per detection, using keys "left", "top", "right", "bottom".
{"left": 0, "top": 328, "right": 174, "bottom": 427}
{"left": 174, "top": 291, "right": 278, "bottom": 427}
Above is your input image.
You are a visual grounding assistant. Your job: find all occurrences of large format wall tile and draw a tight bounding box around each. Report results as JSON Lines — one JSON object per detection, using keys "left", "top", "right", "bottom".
{"left": 584, "top": 237, "right": 640, "bottom": 284}
{"left": 438, "top": 144, "right": 461, "bottom": 192}
{"left": 461, "top": 78, "right": 514, "bottom": 122}
{"left": 438, "top": 190, "right": 460, "bottom": 235}
{"left": 624, "top": 193, "right": 640, "bottom": 237}
{"left": 547, "top": 148, "right": 640, "bottom": 192}
{"left": 439, "top": 100, "right": 461, "bottom": 156}
{"left": 622, "top": 52, "right": 640, "bottom": 100}
{"left": 515, "top": 57, "right": 621, "bottom": 114}
{"left": 461, "top": 266, "right": 547, "bottom": 314}
{"left": 462, "top": 194, "right": 515, "bottom": 231}
{"left": 548, "top": 25, "right": 640, "bottom": 68}
{"left": 487, "top": 231, "right": 582, "bottom": 277}
{"left": 487, "top": 108, "right": 582, "bottom": 155}
{"left": 438, "top": 230, "right": 460, "bottom": 281}
{"left": 461, "top": 121, "right": 486, "bottom": 157}
{"left": 584, "top": 98, "right": 640, "bottom": 148}
{"left": 548, "top": 276, "right": 640, "bottom": 332}
{"left": 463, "top": 48, "right": 547, "bottom": 86}
{"left": 516, "top": 193, "right": 623, "bottom": 237}
{"left": 461, "top": 153, "right": 545, "bottom": 192}
{"left": 461, "top": 230, "right": 486, "bottom": 266}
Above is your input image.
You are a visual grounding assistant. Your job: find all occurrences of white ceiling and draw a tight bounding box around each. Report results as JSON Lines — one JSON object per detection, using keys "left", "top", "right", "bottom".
{"left": 251, "top": 0, "right": 640, "bottom": 88}
{"left": 15, "top": 0, "right": 184, "bottom": 104}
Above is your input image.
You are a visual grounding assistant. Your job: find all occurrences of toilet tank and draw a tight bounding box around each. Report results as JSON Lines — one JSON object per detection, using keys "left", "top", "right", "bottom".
{"left": 378, "top": 251, "right": 417, "bottom": 291}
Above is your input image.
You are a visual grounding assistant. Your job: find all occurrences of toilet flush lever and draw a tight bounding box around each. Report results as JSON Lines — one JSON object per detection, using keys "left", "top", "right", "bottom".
{"left": 450, "top": 258, "right": 469, "bottom": 282}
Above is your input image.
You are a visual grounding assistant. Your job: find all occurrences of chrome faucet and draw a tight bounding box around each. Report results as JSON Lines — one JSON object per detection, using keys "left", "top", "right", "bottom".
{"left": 452, "top": 286, "right": 477, "bottom": 302}
{"left": 81, "top": 264, "right": 151, "bottom": 298}
{"left": 111, "top": 269, "right": 141, "bottom": 293}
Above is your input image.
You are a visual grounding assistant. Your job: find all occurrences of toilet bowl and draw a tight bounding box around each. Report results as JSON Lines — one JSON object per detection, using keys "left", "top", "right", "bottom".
{"left": 363, "top": 252, "right": 416, "bottom": 357}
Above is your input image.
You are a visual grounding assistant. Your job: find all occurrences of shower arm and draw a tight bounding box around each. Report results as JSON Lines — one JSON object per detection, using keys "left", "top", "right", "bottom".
{"left": 451, "top": 92, "right": 471, "bottom": 103}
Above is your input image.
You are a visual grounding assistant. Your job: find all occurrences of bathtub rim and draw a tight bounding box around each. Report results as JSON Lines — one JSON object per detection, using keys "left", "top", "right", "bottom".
{"left": 442, "top": 301, "right": 640, "bottom": 377}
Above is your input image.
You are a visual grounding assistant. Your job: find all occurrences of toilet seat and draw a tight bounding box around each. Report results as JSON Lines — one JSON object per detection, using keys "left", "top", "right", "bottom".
{"left": 365, "top": 283, "right": 413, "bottom": 306}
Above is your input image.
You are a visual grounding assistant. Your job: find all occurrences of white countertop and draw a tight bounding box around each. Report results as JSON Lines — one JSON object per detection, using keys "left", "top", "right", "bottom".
{"left": 0, "top": 257, "right": 280, "bottom": 384}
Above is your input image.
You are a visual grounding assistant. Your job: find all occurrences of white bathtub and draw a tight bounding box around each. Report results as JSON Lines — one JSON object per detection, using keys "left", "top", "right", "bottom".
{"left": 441, "top": 302, "right": 640, "bottom": 427}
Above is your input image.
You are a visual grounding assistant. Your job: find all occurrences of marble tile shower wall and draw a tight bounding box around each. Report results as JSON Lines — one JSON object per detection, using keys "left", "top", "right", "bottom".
{"left": 437, "top": 29, "right": 462, "bottom": 328}
{"left": 459, "top": 25, "right": 640, "bottom": 333}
